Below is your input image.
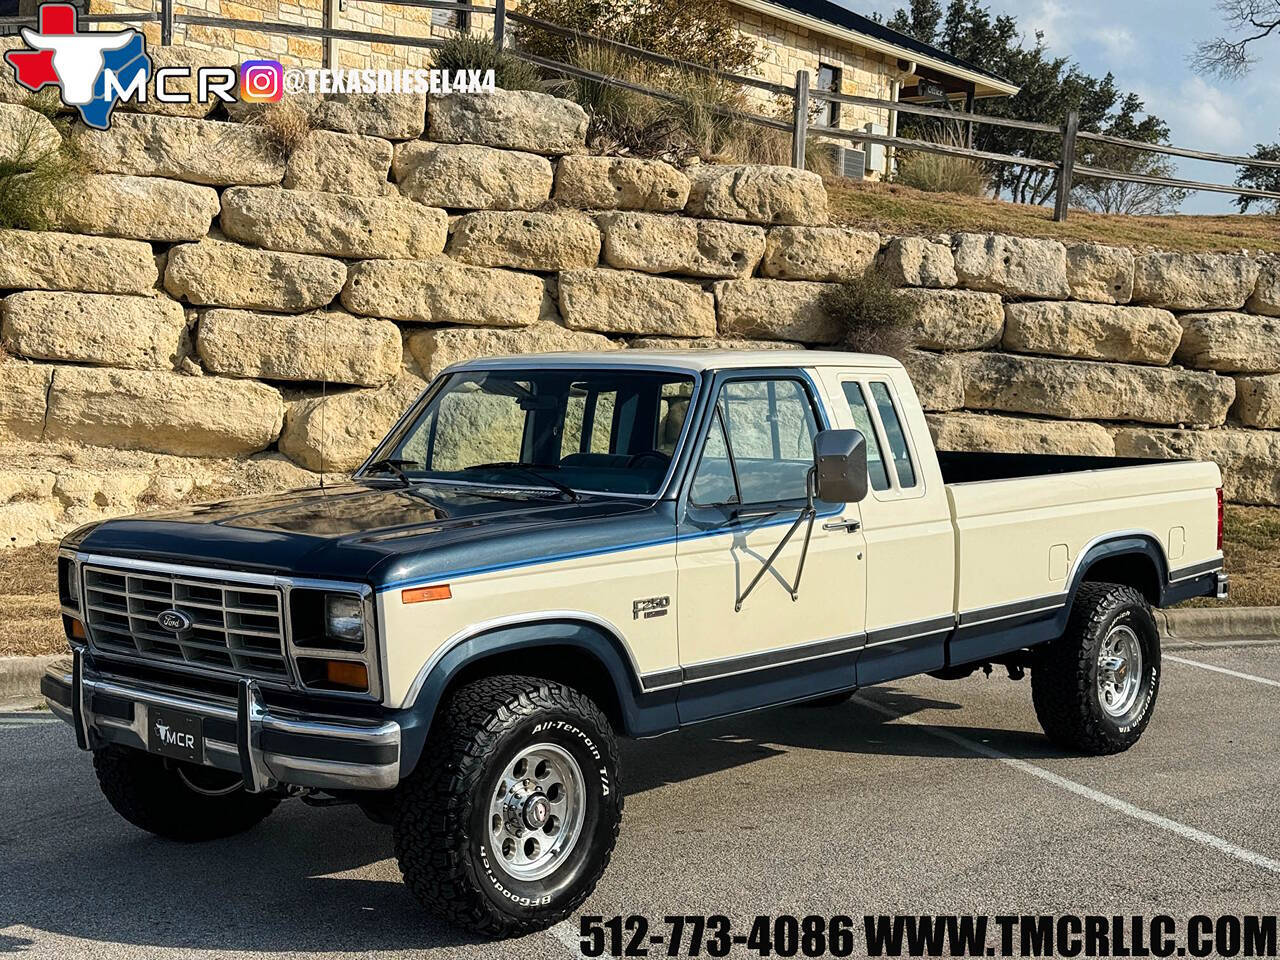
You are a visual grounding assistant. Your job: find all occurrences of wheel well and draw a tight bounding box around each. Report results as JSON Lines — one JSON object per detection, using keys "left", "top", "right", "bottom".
{"left": 440, "top": 644, "right": 627, "bottom": 733}
{"left": 1080, "top": 553, "right": 1161, "bottom": 604}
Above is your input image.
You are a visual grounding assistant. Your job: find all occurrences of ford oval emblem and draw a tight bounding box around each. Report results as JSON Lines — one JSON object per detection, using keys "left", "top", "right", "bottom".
{"left": 157, "top": 609, "right": 193, "bottom": 633}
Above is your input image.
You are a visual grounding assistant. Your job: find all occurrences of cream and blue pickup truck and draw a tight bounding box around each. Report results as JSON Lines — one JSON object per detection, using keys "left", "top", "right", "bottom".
{"left": 43, "top": 349, "right": 1227, "bottom": 935}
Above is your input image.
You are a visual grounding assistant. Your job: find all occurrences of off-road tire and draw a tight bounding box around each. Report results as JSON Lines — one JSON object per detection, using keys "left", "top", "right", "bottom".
{"left": 93, "top": 744, "right": 280, "bottom": 841}
{"left": 393, "top": 675, "right": 623, "bottom": 938}
{"left": 1031, "top": 582, "right": 1161, "bottom": 755}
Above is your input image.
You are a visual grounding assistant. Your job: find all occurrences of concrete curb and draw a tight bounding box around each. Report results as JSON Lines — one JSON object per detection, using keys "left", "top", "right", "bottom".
{"left": 1158, "top": 606, "right": 1280, "bottom": 639}
{"left": 2, "top": 608, "right": 1278, "bottom": 704}
{"left": 0, "top": 655, "right": 61, "bottom": 705}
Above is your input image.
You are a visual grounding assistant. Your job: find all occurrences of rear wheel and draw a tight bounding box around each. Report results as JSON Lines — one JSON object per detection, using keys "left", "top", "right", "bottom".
{"left": 1031, "top": 583, "right": 1161, "bottom": 755}
{"left": 393, "top": 675, "right": 623, "bottom": 937}
{"left": 93, "top": 745, "right": 280, "bottom": 841}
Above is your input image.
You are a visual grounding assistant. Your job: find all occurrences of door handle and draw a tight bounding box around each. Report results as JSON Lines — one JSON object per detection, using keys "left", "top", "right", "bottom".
{"left": 822, "top": 519, "right": 861, "bottom": 533}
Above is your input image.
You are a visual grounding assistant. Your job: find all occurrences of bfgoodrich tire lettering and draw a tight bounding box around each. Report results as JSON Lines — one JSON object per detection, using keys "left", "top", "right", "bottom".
{"left": 393, "top": 674, "right": 623, "bottom": 937}
{"left": 1031, "top": 582, "right": 1161, "bottom": 755}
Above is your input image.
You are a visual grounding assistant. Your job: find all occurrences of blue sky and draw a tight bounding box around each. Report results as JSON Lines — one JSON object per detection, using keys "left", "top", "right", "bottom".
{"left": 857, "top": 0, "right": 1280, "bottom": 214}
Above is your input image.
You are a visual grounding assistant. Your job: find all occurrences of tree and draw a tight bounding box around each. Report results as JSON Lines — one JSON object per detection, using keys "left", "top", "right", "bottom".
{"left": 1234, "top": 139, "right": 1280, "bottom": 212}
{"left": 886, "top": 0, "right": 943, "bottom": 41}
{"left": 1193, "top": 0, "right": 1280, "bottom": 79}
{"left": 887, "top": 0, "right": 1185, "bottom": 210}
{"left": 1072, "top": 93, "right": 1191, "bottom": 215}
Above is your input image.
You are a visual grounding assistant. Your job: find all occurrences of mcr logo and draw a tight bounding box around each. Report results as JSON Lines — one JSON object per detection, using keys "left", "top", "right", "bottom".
{"left": 153, "top": 719, "right": 195, "bottom": 750}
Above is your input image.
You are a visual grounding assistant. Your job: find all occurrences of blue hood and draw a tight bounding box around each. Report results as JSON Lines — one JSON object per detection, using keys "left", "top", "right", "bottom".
{"left": 64, "top": 482, "right": 673, "bottom": 588}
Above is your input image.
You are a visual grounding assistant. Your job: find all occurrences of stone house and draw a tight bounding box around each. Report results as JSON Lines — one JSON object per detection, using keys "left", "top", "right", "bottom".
{"left": 724, "top": 0, "right": 1018, "bottom": 179}
{"left": 71, "top": 0, "right": 1015, "bottom": 179}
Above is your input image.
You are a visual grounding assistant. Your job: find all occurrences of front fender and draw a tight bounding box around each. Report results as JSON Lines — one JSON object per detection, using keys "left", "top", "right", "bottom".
{"left": 389, "top": 618, "right": 679, "bottom": 778}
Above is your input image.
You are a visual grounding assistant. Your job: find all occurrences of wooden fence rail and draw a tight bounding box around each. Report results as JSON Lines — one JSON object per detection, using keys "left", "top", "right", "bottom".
{"left": 4, "top": 0, "right": 1280, "bottom": 220}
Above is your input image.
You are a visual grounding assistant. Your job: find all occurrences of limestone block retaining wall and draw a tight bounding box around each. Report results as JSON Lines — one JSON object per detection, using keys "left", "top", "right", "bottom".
{"left": 3, "top": 80, "right": 1280, "bottom": 547}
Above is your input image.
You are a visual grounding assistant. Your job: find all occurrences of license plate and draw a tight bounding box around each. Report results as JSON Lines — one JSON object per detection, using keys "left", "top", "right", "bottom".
{"left": 147, "top": 705, "right": 204, "bottom": 764}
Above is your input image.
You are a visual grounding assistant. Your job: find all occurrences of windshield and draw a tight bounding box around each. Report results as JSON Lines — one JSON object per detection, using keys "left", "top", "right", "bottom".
{"left": 362, "top": 368, "right": 698, "bottom": 497}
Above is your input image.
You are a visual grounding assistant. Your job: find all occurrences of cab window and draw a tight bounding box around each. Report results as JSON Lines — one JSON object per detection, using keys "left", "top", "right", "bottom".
{"left": 869, "top": 382, "right": 917, "bottom": 488}
{"left": 839, "top": 382, "right": 890, "bottom": 491}
{"left": 691, "top": 377, "right": 819, "bottom": 505}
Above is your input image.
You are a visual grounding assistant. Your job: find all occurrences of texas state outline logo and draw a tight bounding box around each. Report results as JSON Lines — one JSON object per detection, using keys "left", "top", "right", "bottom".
{"left": 4, "top": 2, "right": 152, "bottom": 129}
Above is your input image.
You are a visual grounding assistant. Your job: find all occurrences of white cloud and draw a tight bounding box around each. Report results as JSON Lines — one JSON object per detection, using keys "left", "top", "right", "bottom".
{"left": 1091, "top": 25, "right": 1137, "bottom": 62}
{"left": 1147, "top": 76, "right": 1248, "bottom": 152}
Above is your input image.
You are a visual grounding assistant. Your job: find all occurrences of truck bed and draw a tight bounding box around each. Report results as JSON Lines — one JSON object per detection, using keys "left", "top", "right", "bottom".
{"left": 937, "top": 451, "right": 1174, "bottom": 485}
{"left": 941, "top": 456, "right": 1222, "bottom": 643}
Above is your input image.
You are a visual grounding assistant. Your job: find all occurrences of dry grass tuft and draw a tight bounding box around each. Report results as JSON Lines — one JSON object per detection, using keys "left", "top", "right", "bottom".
{"left": 250, "top": 98, "right": 317, "bottom": 160}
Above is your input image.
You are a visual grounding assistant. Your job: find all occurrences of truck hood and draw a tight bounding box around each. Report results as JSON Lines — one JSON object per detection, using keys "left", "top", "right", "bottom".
{"left": 66, "top": 481, "right": 669, "bottom": 587}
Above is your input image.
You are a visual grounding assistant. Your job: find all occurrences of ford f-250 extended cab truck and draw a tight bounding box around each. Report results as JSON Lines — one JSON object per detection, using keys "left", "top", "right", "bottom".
{"left": 42, "top": 350, "right": 1227, "bottom": 936}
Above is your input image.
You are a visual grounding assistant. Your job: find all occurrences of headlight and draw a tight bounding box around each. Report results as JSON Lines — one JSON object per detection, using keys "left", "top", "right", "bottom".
{"left": 287, "top": 587, "right": 377, "bottom": 698}
{"left": 58, "top": 554, "right": 80, "bottom": 609}
{"left": 325, "top": 593, "right": 364, "bottom": 643}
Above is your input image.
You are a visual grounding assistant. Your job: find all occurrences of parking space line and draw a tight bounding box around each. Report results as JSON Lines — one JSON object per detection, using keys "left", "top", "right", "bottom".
{"left": 1166, "top": 654, "right": 1280, "bottom": 689}
{"left": 852, "top": 694, "right": 1280, "bottom": 877}
{"left": 548, "top": 918, "right": 580, "bottom": 955}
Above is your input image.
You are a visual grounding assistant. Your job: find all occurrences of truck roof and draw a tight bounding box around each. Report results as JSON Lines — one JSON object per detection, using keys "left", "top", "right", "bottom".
{"left": 450, "top": 349, "right": 906, "bottom": 373}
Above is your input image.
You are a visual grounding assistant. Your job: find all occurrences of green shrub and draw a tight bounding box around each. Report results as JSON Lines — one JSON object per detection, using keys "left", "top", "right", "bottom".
{"left": 820, "top": 271, "right": 914, "bottom": 357}
{"left": 434, "top": 32, "right": 544, "bottom": 92}
{"left": 0, "top": 93, "right": 84, "bottom": 231}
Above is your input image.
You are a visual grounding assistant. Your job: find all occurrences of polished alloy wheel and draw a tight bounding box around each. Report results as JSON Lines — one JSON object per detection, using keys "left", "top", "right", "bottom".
{"left": 1097, "top": 623, "right": 1143, "bottom": 717}
{"left": 488, "top": 742, "right": 586, "bottom": 881}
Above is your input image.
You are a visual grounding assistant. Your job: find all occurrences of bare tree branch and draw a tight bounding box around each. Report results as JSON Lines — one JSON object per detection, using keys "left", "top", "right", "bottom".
{"left": 1192, "top": 0, "right": 1280, "bottom": 78}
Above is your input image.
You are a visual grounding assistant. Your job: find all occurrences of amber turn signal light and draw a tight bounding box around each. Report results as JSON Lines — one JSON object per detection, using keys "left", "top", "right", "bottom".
{"left": 325, "top": 660, "right": 369, "bottom": 690}
{"left": 68, "top": 618, "right": 86, "bottom": 640}
{"left": 402, "top": 584, "right": 451, "bottom": 604}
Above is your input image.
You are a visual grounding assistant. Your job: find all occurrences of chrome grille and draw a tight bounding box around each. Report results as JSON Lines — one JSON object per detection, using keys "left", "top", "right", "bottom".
{"left": 82, "top": 563, "right": 290, "bottom": 682}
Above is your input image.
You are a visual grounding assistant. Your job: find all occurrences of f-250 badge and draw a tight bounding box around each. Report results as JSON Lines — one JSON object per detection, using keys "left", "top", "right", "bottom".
{"left": 632, "top": 596, "right": 670, "bottom": 620}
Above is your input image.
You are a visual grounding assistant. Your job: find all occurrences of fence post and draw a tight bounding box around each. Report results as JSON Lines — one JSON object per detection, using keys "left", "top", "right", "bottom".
{"left": 493, "top": 0, "right": 505, "bottom": 50}
{"left": 791, "top": 69, "right": 809, "bottom": 170}
{"left": 160, "top": 0, "right": 173, "bottom": 45}
{"left": 1054, "top": 109, "right": 1079, "bottom": 222}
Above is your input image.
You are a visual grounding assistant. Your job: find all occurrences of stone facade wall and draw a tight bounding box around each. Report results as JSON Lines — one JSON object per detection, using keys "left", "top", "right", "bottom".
{"left": 2, "top": 80, "right": 1278, "bottom": 549}
{"left": 82, "top": 0, "right": 895, "bottom": 176}
{"left": 86, "top": 0, "right": 472, "bottom": 68}
{"left": 730, "top": 3, "right": 895, "bottom": 177}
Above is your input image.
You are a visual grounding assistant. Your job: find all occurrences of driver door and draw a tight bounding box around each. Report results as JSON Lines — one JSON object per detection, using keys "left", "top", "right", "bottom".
{"left": 674, "top": 371, "right": 868, "bottom": 723}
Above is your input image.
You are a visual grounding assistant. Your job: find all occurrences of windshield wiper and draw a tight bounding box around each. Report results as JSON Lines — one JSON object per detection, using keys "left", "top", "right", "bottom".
{"left": 365, "top": 457, "right": 415, "bottom": 488}
{"left": 462, "top": 462, "right": 581, "bottom": 502}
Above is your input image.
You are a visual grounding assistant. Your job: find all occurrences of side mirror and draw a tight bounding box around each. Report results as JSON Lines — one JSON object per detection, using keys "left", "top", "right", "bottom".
{"left": 813, "top": 429, "right": 868, "bottom": 504}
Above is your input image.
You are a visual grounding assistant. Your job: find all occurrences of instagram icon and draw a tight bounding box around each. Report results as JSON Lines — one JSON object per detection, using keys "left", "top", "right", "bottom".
{"left": 239, "top": 59, "right": 283, "bottom": 102}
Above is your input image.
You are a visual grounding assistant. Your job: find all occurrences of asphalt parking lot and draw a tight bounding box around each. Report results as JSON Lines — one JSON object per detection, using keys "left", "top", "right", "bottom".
{"left": 2, "top": 638, "right": 1277, "bottom": 959}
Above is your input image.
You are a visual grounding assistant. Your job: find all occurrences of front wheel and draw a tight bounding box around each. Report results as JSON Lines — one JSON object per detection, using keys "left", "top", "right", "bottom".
{"left": 393, "top": 675, "right": 623, "bottom": 937}
{"left": 1031, "top": 582, "right": 1161, "bottom": 755}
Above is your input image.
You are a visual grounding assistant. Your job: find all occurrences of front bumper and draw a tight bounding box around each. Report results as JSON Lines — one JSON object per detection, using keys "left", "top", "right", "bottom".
{"left": 43, "top": 649, "right": 401, "bottom": 792}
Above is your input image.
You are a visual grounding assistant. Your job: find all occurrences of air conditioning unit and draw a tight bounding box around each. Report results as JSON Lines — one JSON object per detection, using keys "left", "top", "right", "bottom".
{"left": 831, "top": 145, "right": 867, "bottom": 181}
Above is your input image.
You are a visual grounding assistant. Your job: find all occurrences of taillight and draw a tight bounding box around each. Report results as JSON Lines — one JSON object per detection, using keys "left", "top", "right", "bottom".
{"left": 1216, "top": 486, "right": 1224, "bottom": 552}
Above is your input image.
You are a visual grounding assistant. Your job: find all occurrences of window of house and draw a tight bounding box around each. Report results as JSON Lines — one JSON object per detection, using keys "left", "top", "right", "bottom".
{"left": 431, "top": 7, "right": 470, "bottom": 31}
{"left": 815, "top": 63, "right": 842, "bottom": 128}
